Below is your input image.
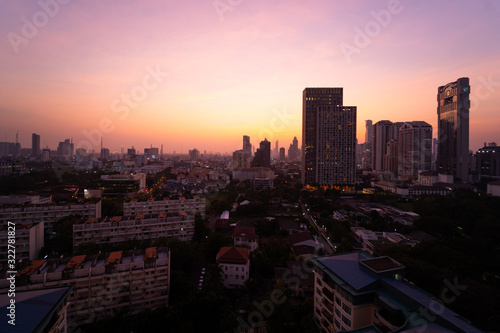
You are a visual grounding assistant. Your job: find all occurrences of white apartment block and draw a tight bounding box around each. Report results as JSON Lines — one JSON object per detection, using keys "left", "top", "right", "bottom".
{"left": 217, "top": 247, "right": 250, "bottom": 288}
{"left": 123, "top": 196, "right": 205, "bottom": 219}
{"left": 1, "top": 247, "right": 170, "bottom": 328}
{"left": 73, "top": 212, "right": 194, "bottom": 251}
{"left": 0, "top": 221, "right": 44, "bottom": 264}
{"left": 0, "top": 201, "right": 102, "bottom": 231}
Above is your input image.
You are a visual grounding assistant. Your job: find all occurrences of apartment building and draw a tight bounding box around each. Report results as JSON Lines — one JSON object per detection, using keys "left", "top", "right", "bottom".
{"left": 0, "top": 201, "right": 102, "bottom": 231}
{"left": 123, "top": 196, "right": 205, "bottom": 219}
{"left": 0, "top": 221, "right": 44, "bottom": 264}
{"left": 1, "top": 247, "right": 170, "bottom": 328}
{"left": 0, "top": 286, "right": 71, "bottom": 333}
{"left": 312, "top": 252, "right": 481, "bottom": 333}
{"left": 73, "top": 213, "right": 194, "bottom": 251}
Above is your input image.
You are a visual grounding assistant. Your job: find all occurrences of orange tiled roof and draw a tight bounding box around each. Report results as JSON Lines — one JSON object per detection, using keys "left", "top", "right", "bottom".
{"left": 105, "top": 251, "right": 123, "bottom": 265}
{"left": 18, "top": 259, "right": 46, "bottom": 276}
{"left": 64, "top": 255, "right": 86, "bottom": 271}
{"left": 216, "top": 247, "right": 250, "bottom": 264}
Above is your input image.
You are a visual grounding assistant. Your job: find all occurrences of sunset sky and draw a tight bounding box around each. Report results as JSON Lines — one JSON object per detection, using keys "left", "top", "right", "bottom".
{"left": 1, "top": 0, "right": 499, "bottom": 154}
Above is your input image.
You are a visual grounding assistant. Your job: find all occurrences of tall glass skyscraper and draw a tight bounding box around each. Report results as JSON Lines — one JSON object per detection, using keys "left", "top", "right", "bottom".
{"left": 437, "top": 77, "right": 470, "bottom": 182}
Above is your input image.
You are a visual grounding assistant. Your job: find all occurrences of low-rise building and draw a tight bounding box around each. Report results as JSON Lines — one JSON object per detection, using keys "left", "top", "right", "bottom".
{"left": 99, "top": 173, "right": 146, "bottom": 197}
{"left": 0, "top": 247, "right": 170, "bottom": 328}
{"left": 216, "top": 247, "right": 250, "bottom": 288}
{"left": 232, "top": 226, "right": 259, "bottom": 252}
{"left": 487, "top": 180, "right": 500, "bottom": 197}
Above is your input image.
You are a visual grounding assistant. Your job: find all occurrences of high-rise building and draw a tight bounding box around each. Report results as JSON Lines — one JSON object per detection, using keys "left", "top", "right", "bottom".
{"left": 252, "top": 139, "right": 271, "bottom": 168}
{"left": 397, "top": 121, "right": 432, "bottom": 179}
{"left": 32, "top": 133, "right": 40, "bottom": 158}
{"left": 302, "top": 87, "right": 356, "bottom": 186}
{"left": 437, "top": 77, "right": 470, "bottom": 182}
{"left": 279, "top": 147, "right": 286, "bottom": 161}
{"left": 243, "top": 135, "right": 252, "bottom": 154}
{"left": 383, "top": 139, "right": 398, "bottom": 176}
{"left": 288, "top": 136, "right": 300, "bottom": 162}
{"left": 57, "top": 139, "right": 73, "bottom": 159}
{"left": 365, "top": 120, "right": 373, "bottom": 144}
{"left": 188, "top": 148, "right": 200, "bottom": 160}
{"left": 361, "top": 120, "right": 374, "bottom": 169}
{"left": 373, "top": 121, "right": 404, "bottom": 171}
{"left": 311, "top": 252, "right": 482, "bottom": 333}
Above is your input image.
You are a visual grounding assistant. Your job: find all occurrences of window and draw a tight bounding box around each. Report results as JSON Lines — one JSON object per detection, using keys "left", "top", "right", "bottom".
{"left": 236, "top": 267, "right": 239, "bottom": 272}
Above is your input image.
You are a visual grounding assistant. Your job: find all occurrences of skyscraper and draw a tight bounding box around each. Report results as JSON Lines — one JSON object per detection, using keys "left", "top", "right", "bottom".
{"left": 373, "top": 121, "right": 403, "bottom": 171}
{"left": 437, "top": 77, "right": 470, "bottom": 182}
{"left": 243, "top": 135, "right": 252, "bottom": 154}
{"left": 32, "top": 133, "right": 40, "bottom": 158}
{"left": 288, "top": 136, "right": 300, "bottom": 162}
{"left": 302, "top": 87, "right": 356, "bottom": 186}
{"left": 397, "top": 121, "right": 432, "bottom": 179}
{"left": 252, "top": 139, "right": 271, "bottom": 168}
{"left": 362, "top": 120, "right": 373, "bottom": 169}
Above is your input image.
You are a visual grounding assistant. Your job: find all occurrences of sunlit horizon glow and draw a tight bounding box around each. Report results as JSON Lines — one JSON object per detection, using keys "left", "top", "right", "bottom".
{"left": 1, "top": 0, "right": 499, "bottom": 154}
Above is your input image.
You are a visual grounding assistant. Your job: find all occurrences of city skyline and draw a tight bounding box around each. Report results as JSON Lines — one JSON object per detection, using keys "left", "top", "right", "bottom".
{"left": 1, "top": 1, "right": 500, "bottom": 153}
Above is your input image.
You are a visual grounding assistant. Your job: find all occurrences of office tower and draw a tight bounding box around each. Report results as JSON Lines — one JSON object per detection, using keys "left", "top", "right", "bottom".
{"left": 100, "top": 148, "right": 110, "bottom": 160}
{"left": 373, "top": 121, "right": 403, "bottom": 171}
{"left": 279, "top": 147, "right": 285, "bottom": 161}
{"left": 437, "top": 77, "right": 470, "bottom": 182}
{"left": 233, "top": 149, "right": 251, "bottom": 168}
{"left": 476, "top": 143, "right": 500, "bottom": 178}
{"left": 32, "top": 133, "right": 40, "bottom": 158}
{"left": 189, "top": 148, "right": 200, "bottom": 160}
{"left": 302, "top": 87, "right": 356, "bottom": 186}
{"left": 365, "top": 120, "right": 373, "bottom": 144}
{"left": 288, "top": 136, "right": 300, "bottom": 162}
{"left": 243, "top": 135, "right": 252, "bottom": 154}
{"left": 252, "top": 139, "right": 271, "bottom": 167}
{"left": 57, "top": 139, "right": 74, "bottom": 159}
{"left": 127, "top": 147, "right": 136, "bottom": 156}
{"left": 397, "top": 121, "right": 432, "bottom": 179}
{"left": 384, "top": 139, "right": 398, "bottom": 176}
{"left": 275, "top": 140, "right": 279, "bottom": 159}
{"left": 144, "top": 146, "right": 159, "bottom": 158}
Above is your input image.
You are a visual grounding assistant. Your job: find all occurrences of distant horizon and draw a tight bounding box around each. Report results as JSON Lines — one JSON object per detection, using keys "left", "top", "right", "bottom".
{"left": 1, "top": 1, "right": 499, "bottom": 154}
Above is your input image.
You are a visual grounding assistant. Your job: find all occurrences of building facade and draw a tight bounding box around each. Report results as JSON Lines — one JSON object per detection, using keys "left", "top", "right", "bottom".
{"left": 397, "top": 121, "right": 432, "bottom": 179}
{"left": 302, "top": 88, "right": 356, "bottom": 186}
{"left": 0, "top": 201, "right": 102, "bottom": 231}
{"left": 217, "top": 247, "right": 250, "bottom": 288}
{"left": 437, "top": 77, "right": 470, "bottom": 182}
{"left": 123, "top": 197, "right": 205, "bottom": 219}
{"left": 1, "top": 247, "right": 170, "bottom": 328}
{"left": 312, "top": 252, "right": 481, "bottom": 333}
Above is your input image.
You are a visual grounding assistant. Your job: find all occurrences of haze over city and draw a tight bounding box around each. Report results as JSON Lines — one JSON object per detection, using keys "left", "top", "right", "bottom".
{"left": 1, "top": 0, "right": 499, "bottom": 152}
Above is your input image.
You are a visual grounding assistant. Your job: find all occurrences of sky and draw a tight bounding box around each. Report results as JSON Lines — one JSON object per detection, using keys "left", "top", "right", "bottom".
{"left": 1, "top": 0, "right": 499, "bottom": 154}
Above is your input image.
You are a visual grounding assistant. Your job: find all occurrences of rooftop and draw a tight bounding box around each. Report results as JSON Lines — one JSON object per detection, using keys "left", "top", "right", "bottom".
{"left": 216, "top": 247, "right": 250, "bottom": 264}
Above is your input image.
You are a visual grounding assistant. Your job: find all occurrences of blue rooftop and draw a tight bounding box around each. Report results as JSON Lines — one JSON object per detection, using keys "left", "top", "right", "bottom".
{"left": 0, "top": 287, "right": 71, "bottom": 333}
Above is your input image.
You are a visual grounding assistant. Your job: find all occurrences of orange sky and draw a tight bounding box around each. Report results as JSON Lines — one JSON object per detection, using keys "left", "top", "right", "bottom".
{"left": 1, "top": 0, "right": 499, "bottom": 154}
